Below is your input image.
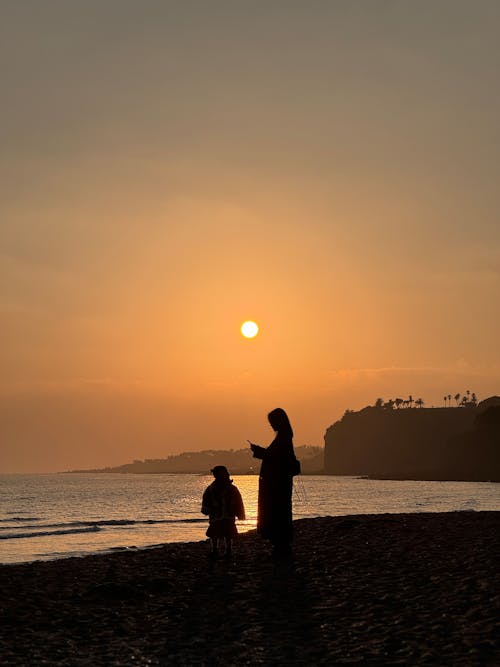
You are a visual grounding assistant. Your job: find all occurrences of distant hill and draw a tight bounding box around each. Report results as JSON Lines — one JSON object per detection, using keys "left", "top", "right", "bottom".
{"left": 66, "top": 445, "right": 324, "bottom": 475}
{"left": 324, "top": 397, "right": 500, "bottom": 482}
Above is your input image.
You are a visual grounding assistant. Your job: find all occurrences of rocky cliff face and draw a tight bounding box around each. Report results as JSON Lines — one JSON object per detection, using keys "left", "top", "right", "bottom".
{"left": 324, "top": 398, "right": 500, "bottom": 481}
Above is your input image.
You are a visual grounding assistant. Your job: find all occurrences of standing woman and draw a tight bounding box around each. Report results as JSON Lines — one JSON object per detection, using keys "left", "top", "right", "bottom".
{"left": 249, "top": 408, "right": 300, "bottom": 558}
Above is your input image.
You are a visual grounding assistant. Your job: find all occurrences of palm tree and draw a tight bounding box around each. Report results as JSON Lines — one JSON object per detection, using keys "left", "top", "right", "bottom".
{"left": 448, "top": 394, "right": 452, "bottom": 407}
{"left": 454, "top": 393, "right": 461, "bottom": 406}
{"left": 395, "top": 398, "right": 404, "bottom": 409}
{"left": 443, "top": 396, "right": 447, "bottom": 407}
{"left": 415, "top": 398, "right": 424, "bottom": 408}
{"left": 408, "top": 395, "right": 413, "bottom": 408}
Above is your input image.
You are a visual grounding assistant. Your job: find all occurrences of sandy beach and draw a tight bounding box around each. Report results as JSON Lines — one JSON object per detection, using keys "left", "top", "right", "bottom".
{"left": 1, "top": 511, "right": 498, "bottom": 666}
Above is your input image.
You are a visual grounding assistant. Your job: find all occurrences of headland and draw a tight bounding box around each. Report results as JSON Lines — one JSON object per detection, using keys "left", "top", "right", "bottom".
{"left": 324, "top": 396, "right": 500, "bottom": 481}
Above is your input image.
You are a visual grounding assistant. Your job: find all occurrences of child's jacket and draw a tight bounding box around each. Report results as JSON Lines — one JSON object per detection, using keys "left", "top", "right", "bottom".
{"left": 201, "top": 480, "right": 245, "bottom": 538}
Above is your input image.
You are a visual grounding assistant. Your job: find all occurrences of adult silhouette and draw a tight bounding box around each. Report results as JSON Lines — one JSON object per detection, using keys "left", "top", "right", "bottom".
{"left": 249, "top": 408, "right": 300, "bottom": 558}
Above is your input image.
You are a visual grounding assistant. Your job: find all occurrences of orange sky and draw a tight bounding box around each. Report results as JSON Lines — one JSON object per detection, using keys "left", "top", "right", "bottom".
{"left": 1, "top": 2, "right": 500, "bottom": 472}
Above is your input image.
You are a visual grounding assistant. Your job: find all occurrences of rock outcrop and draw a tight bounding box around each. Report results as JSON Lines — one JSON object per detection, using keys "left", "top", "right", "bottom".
{"left": 324, "top": 397, "right": 500, "bottom": 481}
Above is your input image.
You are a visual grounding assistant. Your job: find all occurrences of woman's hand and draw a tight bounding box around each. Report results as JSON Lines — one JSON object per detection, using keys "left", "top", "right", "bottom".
{"left": 247, "top": 440, "right": 258, "bottom": 452}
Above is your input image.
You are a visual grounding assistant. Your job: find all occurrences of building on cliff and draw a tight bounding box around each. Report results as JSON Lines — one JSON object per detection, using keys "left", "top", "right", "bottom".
{"left": 324, "top": 397, "right": 500, "bottom": 481}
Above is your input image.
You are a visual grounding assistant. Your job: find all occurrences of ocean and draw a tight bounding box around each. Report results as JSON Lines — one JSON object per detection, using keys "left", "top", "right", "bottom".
{"left": 1, "top": 473, "right": 499, "bottom": 564}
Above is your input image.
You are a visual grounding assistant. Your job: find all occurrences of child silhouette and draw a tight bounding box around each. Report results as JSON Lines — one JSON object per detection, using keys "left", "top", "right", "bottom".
{"left": 201, "top": 466, "right": 245, "bottom": 560}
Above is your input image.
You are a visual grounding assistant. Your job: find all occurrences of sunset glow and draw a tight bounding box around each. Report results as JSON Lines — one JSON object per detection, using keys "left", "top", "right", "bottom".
{"left": 1, "top": 2, "right": 499, "bottom": 473}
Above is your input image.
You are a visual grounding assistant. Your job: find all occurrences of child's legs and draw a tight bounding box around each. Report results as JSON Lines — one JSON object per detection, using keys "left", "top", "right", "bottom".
{"left": 222, "top": 537, "right": 233, "bottom": 560}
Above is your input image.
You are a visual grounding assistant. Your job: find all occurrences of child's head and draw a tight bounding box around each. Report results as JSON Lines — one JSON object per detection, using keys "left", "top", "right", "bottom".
{"left": 211, "top": 465, "right": 230, "bottom": 483}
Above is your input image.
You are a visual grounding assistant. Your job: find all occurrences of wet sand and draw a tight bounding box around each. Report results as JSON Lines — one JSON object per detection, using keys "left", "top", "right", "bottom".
{"left": 1, "top": 512, "right": 499, "bottom": 666}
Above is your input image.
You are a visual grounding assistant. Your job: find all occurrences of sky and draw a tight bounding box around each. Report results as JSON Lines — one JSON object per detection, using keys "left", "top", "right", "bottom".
{"left": 1, "top": 1, "right": 499, "bottom": 472}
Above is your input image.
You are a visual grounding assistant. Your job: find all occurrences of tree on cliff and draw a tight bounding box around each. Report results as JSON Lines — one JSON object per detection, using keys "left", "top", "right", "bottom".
{"left": 455, "top": 390, "right": 479, "bottom": 408}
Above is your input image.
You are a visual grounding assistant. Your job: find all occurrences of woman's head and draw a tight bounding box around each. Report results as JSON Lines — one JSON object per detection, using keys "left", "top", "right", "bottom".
{"left": 268, "top": 408, "right": 293, "bottom": 437}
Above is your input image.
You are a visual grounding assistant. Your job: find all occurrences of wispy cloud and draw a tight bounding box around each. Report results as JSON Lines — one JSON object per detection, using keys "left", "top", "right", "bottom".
{"left": 323, "top": 362, "right": 500, "bottom": 380}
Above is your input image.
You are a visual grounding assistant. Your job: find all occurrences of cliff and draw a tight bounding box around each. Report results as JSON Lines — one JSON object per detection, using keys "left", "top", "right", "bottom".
{"left": 324, "top": 397, "right": 500, "bottom": 481}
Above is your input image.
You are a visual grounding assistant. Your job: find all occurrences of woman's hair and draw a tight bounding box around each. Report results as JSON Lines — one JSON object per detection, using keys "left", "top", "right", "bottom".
{"left": 268, "top": 408, "right": 293, "bottom": 438}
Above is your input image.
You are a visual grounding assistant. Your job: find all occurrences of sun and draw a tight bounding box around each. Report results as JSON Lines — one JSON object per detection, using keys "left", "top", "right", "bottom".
{"left": 241, "top": 320, "right": 259, "bottom": 339}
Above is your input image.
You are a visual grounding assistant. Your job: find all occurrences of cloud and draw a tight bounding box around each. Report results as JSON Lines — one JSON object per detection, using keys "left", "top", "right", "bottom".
{"left": 324, "top": 362, "right": 500, "bottom": 380}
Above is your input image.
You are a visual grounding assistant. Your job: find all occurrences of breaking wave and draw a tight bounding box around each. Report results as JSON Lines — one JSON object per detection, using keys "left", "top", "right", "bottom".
{"left": 0, "top": 517, "right": 206, "bottom": 540}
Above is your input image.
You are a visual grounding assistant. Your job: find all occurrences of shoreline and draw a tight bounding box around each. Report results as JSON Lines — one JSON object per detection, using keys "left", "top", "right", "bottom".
{"left": 1, "top": 511, "right": 499, "bottom": 665}
{"left": 4, "top": 470, "right": 497, "bottom": 484}
{"left": 4, "top": 502, "right": 500, "bottom": 567}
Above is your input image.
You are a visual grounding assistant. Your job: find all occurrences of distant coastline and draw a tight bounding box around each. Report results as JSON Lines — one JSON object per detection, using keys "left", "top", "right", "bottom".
{"left": 64, "top": 445, "right": 324, "bottom": 476}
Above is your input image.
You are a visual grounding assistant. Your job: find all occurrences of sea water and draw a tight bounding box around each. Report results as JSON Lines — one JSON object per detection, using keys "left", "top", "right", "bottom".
{"left": 0, "top": 473, "right": 499, "bottom": 564}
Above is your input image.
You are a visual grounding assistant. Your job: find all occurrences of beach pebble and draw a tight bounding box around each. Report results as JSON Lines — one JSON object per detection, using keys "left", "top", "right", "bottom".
{"left": 0, "top": 512, "right": 498, "bottom": 665}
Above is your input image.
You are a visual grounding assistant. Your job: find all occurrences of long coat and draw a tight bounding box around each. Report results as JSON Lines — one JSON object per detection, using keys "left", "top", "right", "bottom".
{"left": 252, "top": 433, "right": 297, "bottom": 546}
